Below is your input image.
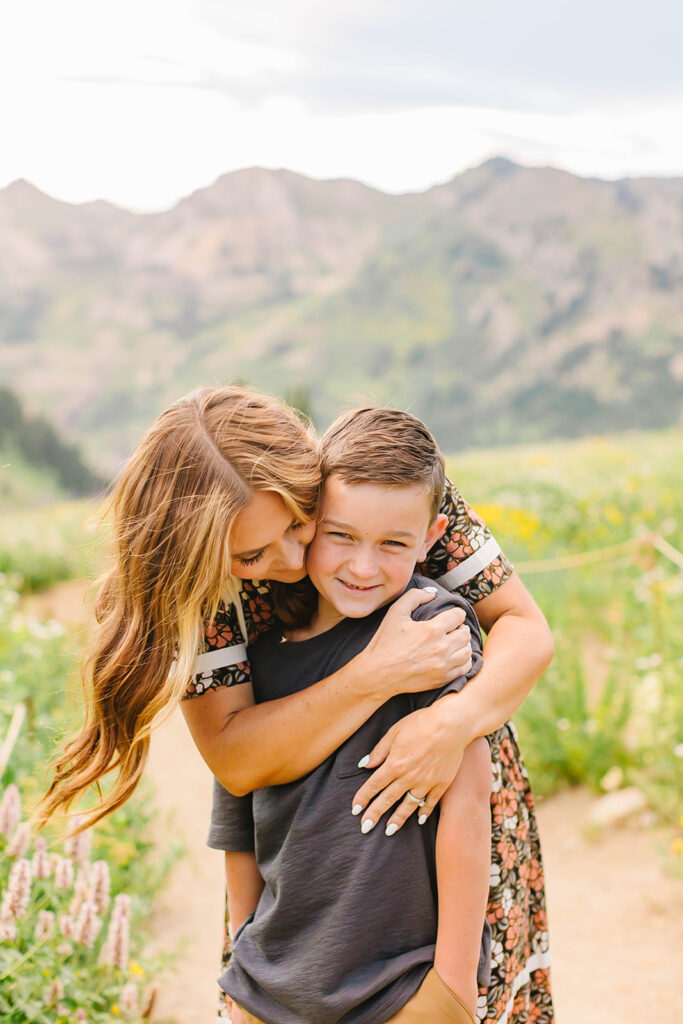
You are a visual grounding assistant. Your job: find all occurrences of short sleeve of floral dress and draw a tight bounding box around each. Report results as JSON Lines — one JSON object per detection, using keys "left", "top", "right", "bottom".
{"left": 191, "top": 478, "right": 554, "bottom": 1024}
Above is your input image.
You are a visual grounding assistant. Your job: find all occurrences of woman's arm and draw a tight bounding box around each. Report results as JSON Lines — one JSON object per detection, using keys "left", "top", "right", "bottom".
{"left": 225, "top": 852, "right": 264, "bottom": 936}
{"left": 349, "top": 573, "right": 554, "bottom": 830}
{"left": 182, "top": 587, "right": 473, "bottom": 795}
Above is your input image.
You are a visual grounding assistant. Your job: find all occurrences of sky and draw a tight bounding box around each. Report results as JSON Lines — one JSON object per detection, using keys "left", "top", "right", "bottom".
{"left": 1, "top": 0, "right": 682, "bottom": 211}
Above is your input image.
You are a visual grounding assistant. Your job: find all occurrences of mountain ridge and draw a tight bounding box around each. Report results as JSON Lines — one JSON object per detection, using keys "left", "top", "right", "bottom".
{"left": 1, "top": 158, "right": 681, "bottom": 469}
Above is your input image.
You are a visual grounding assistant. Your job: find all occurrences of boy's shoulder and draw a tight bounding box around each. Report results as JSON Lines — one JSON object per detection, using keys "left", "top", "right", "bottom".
{"left": 406, "top": 573, "right": 473, "bottom": 618}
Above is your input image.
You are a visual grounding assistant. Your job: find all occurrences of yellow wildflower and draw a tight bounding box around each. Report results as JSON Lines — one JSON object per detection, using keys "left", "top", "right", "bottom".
{"left": 672, "top": 838, "right": 683, "bottom": 855}
{"left": 112, "top": 1007, "right": 120, "bottom": 1016}
{"left": 129, "top": 961, "right": 145, "bottom": 976}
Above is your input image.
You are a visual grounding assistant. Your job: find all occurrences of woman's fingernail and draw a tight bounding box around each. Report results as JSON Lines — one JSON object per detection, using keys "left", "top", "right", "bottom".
{"left": 351, "top": 804, "right": 363, "bottom": 816}
{"left": 418, "top": 814, "right": 428, "bottom": 825}
{"left": 385, "top": 823, "right": 398, "bottom": 836}
{"left": 361, "top": 819, "right": 375, "bottom": 834}
{"left": 423, "top": 586, "right": 438, "bottom": 594}
{"left": 357, "top": 755, "right": 370, "bottom": 768}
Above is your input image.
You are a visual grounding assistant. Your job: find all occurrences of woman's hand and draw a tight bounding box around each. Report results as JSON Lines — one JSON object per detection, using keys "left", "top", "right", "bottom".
{"left": 360, "top": 589, "right": 472, "bottom": 700}
{"left": 350, "top": 697, "right": 469, "bottom": 834}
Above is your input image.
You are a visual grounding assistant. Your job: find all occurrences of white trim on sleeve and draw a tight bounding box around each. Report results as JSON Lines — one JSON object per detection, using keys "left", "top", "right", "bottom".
{"left": 194, "top": 643, "right": 248, "bottom": 676}
{"left": 435, "top": 536, "right": 502, "bottom": 590}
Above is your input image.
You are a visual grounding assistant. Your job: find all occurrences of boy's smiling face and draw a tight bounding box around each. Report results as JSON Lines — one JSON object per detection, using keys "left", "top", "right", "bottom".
{"left": 306, "top": 474, "right": 448, "bottom": 629}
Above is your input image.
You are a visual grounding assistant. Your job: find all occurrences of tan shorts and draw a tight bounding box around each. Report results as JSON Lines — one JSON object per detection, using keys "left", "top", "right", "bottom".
{"left": 234, "top": 967, "right": 475, "bottom": 1024}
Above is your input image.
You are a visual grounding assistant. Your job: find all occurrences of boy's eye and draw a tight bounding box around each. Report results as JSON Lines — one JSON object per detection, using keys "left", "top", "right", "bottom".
{"left": 238, "top": 551, "right": 265, "bottom": 566}
{"left": 329, "top": 531, "right": 352, "bottom": 540}
{"left": 383, "top": 540, "right": 407, "bottom": 548}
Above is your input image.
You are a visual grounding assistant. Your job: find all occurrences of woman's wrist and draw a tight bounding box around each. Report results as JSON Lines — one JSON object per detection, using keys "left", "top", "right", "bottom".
{"left": 435, "top": 691, "right": 480, "bottom": 748}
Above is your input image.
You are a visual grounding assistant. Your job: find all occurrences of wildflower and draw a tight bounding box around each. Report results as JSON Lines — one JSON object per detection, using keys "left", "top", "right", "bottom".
{"left": 43, "top": 978, "right": 64, "bottom": 1005}
{"left": 1, "top": 858, "right": 32, "bottom": 921}
{"left": 129, "top": 961, "right": 144, "bottom": 977}
{"left": 32, "top": 837, "right": 51, "bottom": 880}
{"left": 141, "top": 983, "right": 158, "bottom": 1019}
{"left": 73, "top": 899, "right": 101, "bottom": 948}
{"left": 90, "top": 860, "right": 111, "bottom": 914}
{"left": 101, "top": 893, "right": 131, "bottom": 969}
{"left": 75, "top": 1010, "right": 88, "bottom": 1023}
{"left": 6, "top": 821, "right": 31, "bottom": 858}
{"left": 112, "top": 1006, "right": 120, "bottom": 1016}
{"left": 54, "top": 855, "right": 75, "bottom": 891}
{"left": 672, "top": 838, "right": 683, "bottom": 855}
{"left": 64, "top": 817, "right": 92, "bottom": 865}
{"left": 0, "top": 920, "right": 17, "bottom": 942}
{"left": 600, "top": 766, "right": 624, "bottom": 792}
{"left": 57, "top": 941, "right": 73, "bottom": 956}
{"left": 120, "top": 981, "right": 138, "bottom": 1014}
{"left": 59, "top": 913, "right": 75, "bottom": 938}
{"left": 556, "top": 718, "right": 570, "bottom": 732}
{"left": 70, "top": 867, "right": 92, "bottom": 918}
{"left": 35, "top": 910, "right": 56, "bottom": 941}
{"left": 0, "top": 784, "right": 21, "bottom": 837}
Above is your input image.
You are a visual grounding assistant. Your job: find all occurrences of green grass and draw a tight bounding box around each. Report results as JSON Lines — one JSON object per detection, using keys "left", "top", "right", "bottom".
{"left": 447, "top": 427, "right": 683, "bottom": 821}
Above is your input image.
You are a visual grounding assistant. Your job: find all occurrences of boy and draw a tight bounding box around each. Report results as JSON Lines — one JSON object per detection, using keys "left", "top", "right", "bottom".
{"left": 210, "top": 408, "right": 492, "bottom": 1024}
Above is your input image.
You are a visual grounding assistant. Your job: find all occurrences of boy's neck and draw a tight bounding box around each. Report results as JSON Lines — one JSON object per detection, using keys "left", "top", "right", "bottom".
{"left": 286, "top": 595, "right": 346, "bottom": 642}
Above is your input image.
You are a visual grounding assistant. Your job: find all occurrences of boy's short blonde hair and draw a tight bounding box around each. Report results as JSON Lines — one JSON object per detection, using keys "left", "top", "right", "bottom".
{"left": 320, "top": 407, "right": 445, "bottom": 521}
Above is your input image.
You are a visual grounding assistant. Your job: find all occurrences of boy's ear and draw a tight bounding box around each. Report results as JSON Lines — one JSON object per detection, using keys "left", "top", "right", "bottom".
{"left": 419, "top": 512, "right": 449, "bottom": 561}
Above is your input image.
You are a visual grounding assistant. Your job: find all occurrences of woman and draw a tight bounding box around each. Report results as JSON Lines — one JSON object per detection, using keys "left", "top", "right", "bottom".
{"left": 40, "top": 385, "right": 554, "bottom": 1024}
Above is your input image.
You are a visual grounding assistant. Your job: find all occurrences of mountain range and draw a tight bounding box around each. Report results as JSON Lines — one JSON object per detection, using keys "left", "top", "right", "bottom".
{"left": 1, "top": 157, "right": 681, "bottom": 469}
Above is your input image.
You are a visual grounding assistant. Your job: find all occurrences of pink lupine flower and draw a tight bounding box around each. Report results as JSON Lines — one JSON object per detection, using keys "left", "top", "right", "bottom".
{"left": 75, "top": 1009, "right": 88, "bottom": 1023}
{"left": 0, "top": 785, "right": 21, "bottom": 837}
{"left": 57, "top": 941, "right": 73, "bottom": 956}
{"left": 43, "top": 978, "right": 64, "bottom": 1004}
{"left": 90, "top": 860, "right": 111, "bottom": 914}
{"left": 35, "top": 910, "right": 55, "bottom": 941}
{"left": 102, "top": 892, "right": 131, "bottom": 968}
{"left": 1, "top": 858, "right": 32, "bottom": 920}
{"left": 6, "top": 821, "right": 31, "bottom": 858}
{"left": 59, "top": 912, "right": 75, "bottom": 938}
{"left": 120, "top": 981, "right": 139, "bottom": 1014}
{"left": 64, "top": 817, "right": 92, "bottom": 865}
{"left": 0, "top": 919, "right": 17, "bottom": 942}
{"left": 32, "top": 837, "right": 51, "bottom": 879}
{"left": 70, "top": 867, "right": 92, "bottom": 918}
{"left": 74, "top": 899, "right": 101, "bottom": 948}
{"left": 54, "top": 855, "right": 75, "bottom": 891}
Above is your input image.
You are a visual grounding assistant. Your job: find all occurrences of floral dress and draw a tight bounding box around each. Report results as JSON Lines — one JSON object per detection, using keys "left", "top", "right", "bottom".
{"left": 184, "top": 480, "right": 554, "bottom": 1024}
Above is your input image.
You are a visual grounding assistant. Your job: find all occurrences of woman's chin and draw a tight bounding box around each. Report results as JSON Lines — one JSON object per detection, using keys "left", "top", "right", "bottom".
{"left": 269, "top": 567, "right": 309, "bottom": 584}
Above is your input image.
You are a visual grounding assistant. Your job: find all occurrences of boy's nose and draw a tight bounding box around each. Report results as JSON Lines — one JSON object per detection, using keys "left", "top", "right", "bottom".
{"left": 348, "top": 551, "right": 378, "bottom": 580}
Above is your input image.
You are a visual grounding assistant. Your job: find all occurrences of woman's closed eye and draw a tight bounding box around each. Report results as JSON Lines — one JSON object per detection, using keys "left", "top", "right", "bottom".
{"left": 238, "top": 550, "right": 265, "bottom": 566}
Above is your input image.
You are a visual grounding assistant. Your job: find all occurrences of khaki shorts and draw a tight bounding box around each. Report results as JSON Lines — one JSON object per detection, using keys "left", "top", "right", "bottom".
{"left": 234, "top": 967, "right": 475, "bottom": 1024}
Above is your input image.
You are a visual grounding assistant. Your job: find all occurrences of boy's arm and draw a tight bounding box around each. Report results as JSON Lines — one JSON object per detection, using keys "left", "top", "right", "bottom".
{"left": 225, "top": 851, "right": 264, "bottom": 937}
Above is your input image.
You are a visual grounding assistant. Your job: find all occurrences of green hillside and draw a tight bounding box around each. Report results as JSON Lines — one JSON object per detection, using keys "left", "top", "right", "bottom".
{"left": 1, "top": 160, "right": 682, "bottom": 469}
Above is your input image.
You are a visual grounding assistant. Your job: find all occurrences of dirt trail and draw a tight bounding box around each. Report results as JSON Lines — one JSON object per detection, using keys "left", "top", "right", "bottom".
{"left": 24, "top": 580, "right": 683, "bottom": 1024}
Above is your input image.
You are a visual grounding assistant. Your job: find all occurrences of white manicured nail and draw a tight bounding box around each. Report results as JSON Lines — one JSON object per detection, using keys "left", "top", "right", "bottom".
{"left": 351, "top": 804, "right": 363, "bottom": 816}
{"left": 385, "top": 823, "right": 398, "bottom": 836}
{"left": 423, "top": 586, "right": 438, "bottom": 594}
{"left": 418, "top": 814, "right": 427, "bottom": 825}
{"left": 361, "top": 819, "right": 375, "bottom": 834}
{"left": 357, "top": 755, "right": 370, "bottom": 768}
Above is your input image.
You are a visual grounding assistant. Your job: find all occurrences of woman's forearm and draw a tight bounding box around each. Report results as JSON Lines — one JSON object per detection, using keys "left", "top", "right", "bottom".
{"left": 217, "top": 655, "right": 387, "bottom": 794}
{"left": 225, "top": 852, "right": 264, "bottom": 936}
{"left": 452, "top": 579, "right": 554, "bottom": 743}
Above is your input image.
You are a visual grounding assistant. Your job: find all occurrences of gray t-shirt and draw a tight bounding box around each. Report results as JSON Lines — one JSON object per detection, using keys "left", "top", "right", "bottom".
{"left": 210, "top": 575, "right": 490, "bottom": 1024}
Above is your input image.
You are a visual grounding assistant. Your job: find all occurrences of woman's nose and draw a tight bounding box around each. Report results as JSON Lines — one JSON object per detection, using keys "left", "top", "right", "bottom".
{"left": 279, "top": 535, "right": 306, "bottom": 571}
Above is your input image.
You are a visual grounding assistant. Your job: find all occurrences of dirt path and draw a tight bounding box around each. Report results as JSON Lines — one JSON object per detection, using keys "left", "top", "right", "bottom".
{"left": 24, "top": 581, "right": 683, "bottom": 1023}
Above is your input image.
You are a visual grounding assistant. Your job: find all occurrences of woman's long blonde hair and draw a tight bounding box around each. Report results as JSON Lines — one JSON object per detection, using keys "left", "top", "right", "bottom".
{"left": 37, "top": 386, "right": 320, "bottom": 829}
